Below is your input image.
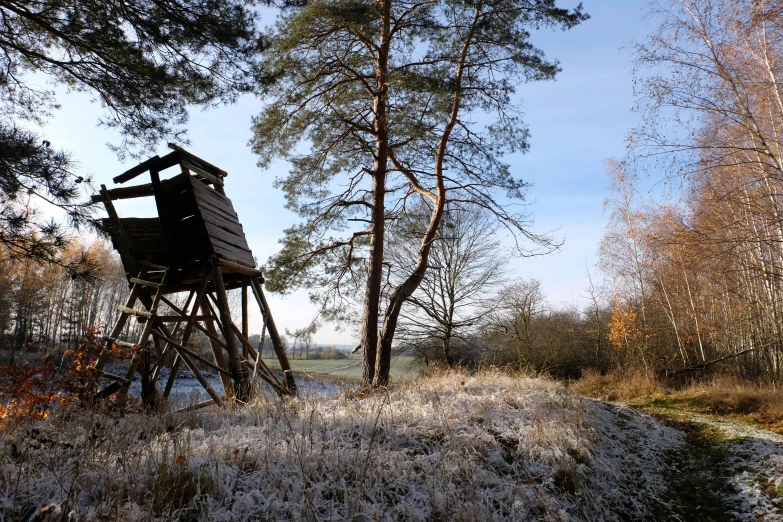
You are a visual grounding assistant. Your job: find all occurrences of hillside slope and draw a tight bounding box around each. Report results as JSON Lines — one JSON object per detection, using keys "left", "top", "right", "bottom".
{"left": 0, "top": 372, "right": 767, "bottom": 521}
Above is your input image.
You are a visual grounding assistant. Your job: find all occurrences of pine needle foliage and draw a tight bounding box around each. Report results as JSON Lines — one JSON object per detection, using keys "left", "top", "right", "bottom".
{"left": 0, "top": 0, "right": 259, "bottom": 266}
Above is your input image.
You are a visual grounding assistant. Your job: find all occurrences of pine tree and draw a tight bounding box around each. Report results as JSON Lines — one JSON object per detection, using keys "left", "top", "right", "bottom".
{"left": 252, "top": 0, "right": 586, "bottom": 386}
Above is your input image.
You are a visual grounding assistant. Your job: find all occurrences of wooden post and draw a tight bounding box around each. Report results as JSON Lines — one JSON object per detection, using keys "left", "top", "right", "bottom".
{"left": 140, "top": 337, "right": 161, "bottom": 410}
{"left": 241, "top": 281, "right": 249, "bottom": 359}
{"left": 161, "top": 296, "right": 227, "bottom": 349}
{"left": 163, "top": 354, "right": 182, "bottom": 400}
{"left": 249, "top": 276, "right": 297, "bottom": 395}
{"left": 200, "top": 301, "right": 234, "bottom": 398}
{"left": 253, "top": 313, "right": 267, "bottom": 387}
{"left": 212, "top": 266, "right": 251, "bottom": 402}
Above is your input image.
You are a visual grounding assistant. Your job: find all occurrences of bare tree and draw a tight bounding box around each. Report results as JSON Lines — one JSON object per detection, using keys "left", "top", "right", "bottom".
{"left": 286, "top": 323, "right": 317, "bottom": 360}
{"left": 388, "top": 204, "right": 508, "bottom": 366}
{"left": 485, "top": 279, "right": 546, "bottom": 365}
{"left": 581, "top": 266, "right": 607, "bottom": 359}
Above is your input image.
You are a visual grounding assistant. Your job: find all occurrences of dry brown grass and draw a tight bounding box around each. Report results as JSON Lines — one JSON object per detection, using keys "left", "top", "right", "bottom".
{"left": 570, "top": 368, "right": 661, "bottom": 402}
{"left": 571, "top": 369, "right": 783, "bottom": 432}
{"left": 673, "top": 376, "right": 783, "bottom": 430}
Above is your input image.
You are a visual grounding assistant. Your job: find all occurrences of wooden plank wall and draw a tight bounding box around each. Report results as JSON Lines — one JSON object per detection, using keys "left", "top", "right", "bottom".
{"left": 102, "top": 217, "right": 169, "bottom": 273}
{"left": 158, "top": 174, "right": 214, "bottom": 273}
{"left": 189, "top": 178, "right": 256, "bottom": 267}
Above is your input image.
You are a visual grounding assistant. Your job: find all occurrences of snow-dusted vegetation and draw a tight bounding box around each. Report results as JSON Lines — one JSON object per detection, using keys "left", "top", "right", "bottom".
{"left": 728, "top": 431, "right": 783, "bottom": 520}
{"left": 1, "top": 372, "right": 693, "bottom": 521}
{"left": 679, "top": 413, "right": 783, "bottom": 521}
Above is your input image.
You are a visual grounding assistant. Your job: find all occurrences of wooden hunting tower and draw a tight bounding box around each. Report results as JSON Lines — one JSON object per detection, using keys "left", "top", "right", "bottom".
{"left": 92, "top": 144, "right": 296, "bottom": 409}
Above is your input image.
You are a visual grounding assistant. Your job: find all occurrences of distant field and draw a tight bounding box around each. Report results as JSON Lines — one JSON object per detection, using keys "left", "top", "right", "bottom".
{"left": 261, "top": 355, "right": 421, "bottom": 382}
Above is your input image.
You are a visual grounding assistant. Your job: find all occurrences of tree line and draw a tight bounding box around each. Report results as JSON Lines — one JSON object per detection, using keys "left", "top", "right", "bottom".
{"left": 0, "top": 241, "right": 127, "bottom": 361}
{"left": 597, "top": 0, "right": 783, "bottom": 382}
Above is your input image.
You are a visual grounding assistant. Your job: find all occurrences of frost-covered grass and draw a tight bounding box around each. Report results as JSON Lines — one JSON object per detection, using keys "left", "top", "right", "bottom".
{"left": 1, "top": 371, "right": 686, "bottom": 521}
{"left": 722, "top": 420, "right": 783, "bottom": 520}
{"left": 574, "top": 369, "right": 783, "bottom": 520}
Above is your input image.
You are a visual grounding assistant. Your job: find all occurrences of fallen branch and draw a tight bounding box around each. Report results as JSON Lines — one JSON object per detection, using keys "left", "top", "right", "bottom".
{"left": 662, "top": 342, "right": 778, "bottom": 377}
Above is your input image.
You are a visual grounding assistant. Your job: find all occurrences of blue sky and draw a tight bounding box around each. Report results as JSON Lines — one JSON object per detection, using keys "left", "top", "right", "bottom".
{"left": 36, "top": 0, "right": 650, "bottom": 344}
{"left": 507, "top": 0, "right": 652, "bottom": 307}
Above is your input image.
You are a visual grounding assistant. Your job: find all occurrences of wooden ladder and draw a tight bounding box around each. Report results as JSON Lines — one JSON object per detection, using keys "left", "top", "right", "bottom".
{"left": 94, "top": 262, "right": 169, "bottom": 405}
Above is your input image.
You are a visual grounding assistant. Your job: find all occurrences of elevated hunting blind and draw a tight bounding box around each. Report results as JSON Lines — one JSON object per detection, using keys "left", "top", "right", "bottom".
{"left": 92, "top": 144, "right": 296, "bottom": 409}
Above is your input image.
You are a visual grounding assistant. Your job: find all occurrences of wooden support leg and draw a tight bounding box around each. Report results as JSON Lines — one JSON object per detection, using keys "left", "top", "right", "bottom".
{"left": 117, "top": 351, "right": 142, "bottom": 406}
{"left": 241, "top": 281, "right": 249, "bottom": 359}
{"left": 139, "top": 341, "right": 160, "bottom": 410}
{"left": 250, "top": 276, "right": 298, "bottom": 396}
{"left": 163, "top": 354, "right": 182, "bottom": 400}
{"left": 158, "top": 274, "right": 210, "bottom": 402}
{"left": 253, "top": 315, "right": 267, "bottom": 387}
{"left": 212, "top": 267, "right": 251, "bottom": 402}
{"left": 158, "top": 295, "right": 229, "bottom": 400}
{"left": 201, "top": 301, "right": 234, "bottom": 398}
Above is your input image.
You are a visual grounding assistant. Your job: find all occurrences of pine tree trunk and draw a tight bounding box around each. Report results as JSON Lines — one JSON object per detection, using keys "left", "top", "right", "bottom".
{"left": 373, "top": 6, "right": 477, "bottom": 386}
{"left": 359, "top": 0, "right": 392, "bottom": 388}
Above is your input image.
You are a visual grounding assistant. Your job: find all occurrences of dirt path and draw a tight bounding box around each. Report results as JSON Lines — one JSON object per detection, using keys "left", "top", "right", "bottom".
{"left": 637, "top": 404, "right": 783, "bottom": 521}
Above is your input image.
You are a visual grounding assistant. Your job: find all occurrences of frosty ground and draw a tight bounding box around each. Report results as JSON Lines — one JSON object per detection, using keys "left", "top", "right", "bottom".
{"left": 1, "top": 372, "right": 780, "bottom": 521}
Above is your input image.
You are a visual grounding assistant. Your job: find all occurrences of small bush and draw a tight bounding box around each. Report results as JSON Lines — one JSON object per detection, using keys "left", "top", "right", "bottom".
{"left": 0, "top": 324, "right": 134, "bottom": 423}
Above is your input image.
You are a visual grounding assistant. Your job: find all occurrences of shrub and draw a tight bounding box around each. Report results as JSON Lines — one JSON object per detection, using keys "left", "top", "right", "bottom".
{"left": 0, "top": 324, "right": 131, "bottom": 423}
